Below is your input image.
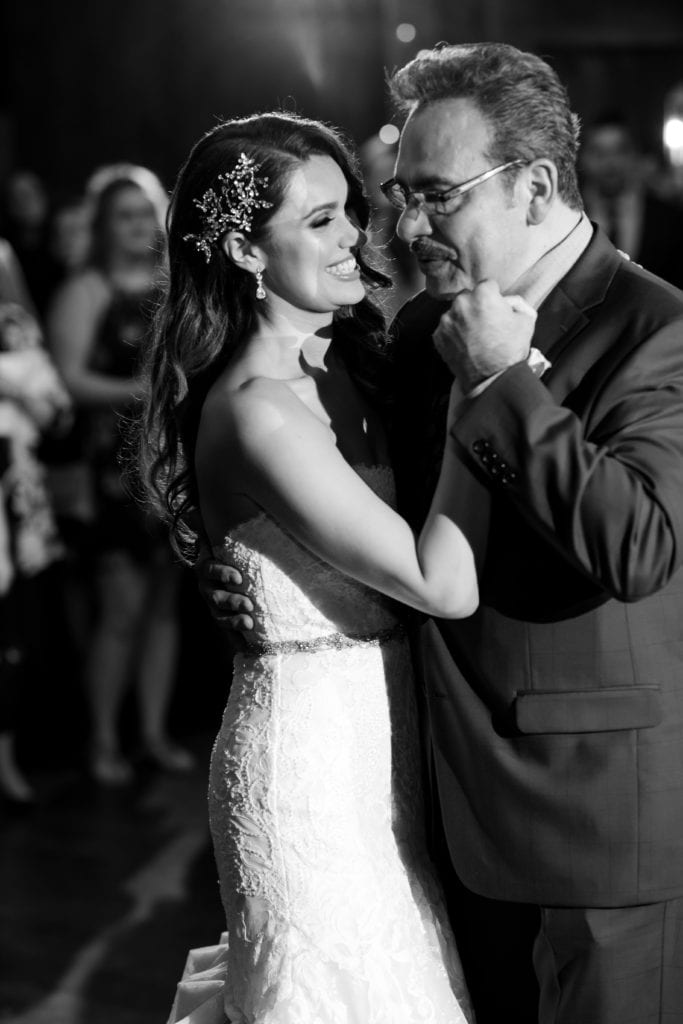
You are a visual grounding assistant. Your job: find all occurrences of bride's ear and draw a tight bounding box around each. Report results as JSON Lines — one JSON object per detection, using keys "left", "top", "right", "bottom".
{"left": 222, "top": 231, "right": 266, "bottom": 275}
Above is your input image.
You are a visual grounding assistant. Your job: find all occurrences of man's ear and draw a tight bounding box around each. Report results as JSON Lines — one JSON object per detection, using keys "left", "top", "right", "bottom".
{"left": 222, "top": 231, "right": 266, "bottom": 274}
{"left": 524, "top": 159, "right": 558, "bottom": 225}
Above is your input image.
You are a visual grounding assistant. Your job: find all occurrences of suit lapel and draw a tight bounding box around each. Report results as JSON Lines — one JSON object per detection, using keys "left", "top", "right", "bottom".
{"left": 534, "top": 227, "right": 622, "bottom": 402}
{"left": 532, "top": 287, "right": 588, "bottom": 358}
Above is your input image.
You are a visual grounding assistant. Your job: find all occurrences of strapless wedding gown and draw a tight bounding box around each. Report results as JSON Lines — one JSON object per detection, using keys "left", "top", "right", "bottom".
{"left": 168, "top": 466, "right": 474, "bottom": 1024}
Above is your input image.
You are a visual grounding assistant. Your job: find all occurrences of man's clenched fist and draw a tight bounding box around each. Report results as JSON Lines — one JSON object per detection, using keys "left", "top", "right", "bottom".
{"left": 433, "top": 280, "right": 537, "bottom": 392}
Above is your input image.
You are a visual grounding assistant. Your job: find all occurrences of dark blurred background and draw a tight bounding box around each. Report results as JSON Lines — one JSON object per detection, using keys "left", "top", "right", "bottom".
{"left": 2, "top": 0, "right": 683, "bottom": 192}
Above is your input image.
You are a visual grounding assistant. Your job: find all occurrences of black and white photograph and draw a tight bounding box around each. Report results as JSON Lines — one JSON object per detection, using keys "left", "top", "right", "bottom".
{"left": 2, "top": 2, "right": 683, "bottom": 1022}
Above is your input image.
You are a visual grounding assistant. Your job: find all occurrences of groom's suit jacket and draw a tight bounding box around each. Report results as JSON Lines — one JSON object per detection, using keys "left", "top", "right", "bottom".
{"left": 391, "top": 227, "right": 683, "bottom": 907}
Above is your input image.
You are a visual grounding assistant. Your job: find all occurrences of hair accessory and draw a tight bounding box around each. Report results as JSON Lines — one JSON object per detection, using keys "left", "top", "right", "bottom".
{"left": 255, "top": 265, "right": 266, "bottom": 300}
{"left": 183, "top": 152, "right": 274, "bottom": 263}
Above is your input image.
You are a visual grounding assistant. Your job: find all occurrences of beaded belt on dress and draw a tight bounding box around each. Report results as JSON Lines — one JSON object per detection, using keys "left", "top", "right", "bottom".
{"left": 243, "top": 622, "right": 405, "bottom": 657}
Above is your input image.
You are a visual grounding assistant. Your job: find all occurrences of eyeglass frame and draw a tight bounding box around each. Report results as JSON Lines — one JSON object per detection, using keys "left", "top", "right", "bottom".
{"left": 379, "top": 159, "right": 527, "bottom": 215}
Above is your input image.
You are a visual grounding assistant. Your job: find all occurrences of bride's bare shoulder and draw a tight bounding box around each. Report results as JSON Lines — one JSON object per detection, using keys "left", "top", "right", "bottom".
{"left": 199, "top": 372, "right": 311, "bottom": 454}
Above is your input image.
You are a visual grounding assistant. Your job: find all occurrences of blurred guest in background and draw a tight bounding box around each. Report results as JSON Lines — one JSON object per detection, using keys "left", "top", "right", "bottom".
{"left": 48, "top": 194, "right": 91, "bottom": 281}
{"left": 0, "top": 235, "right": 37, "bottom": 316}
{"left": 0, "top": 298, "right": 70, "bottom": 803}
{"left": 579, "top": 113, "right": 683, "bottom": 288}
{"left": 39, "top": 194, "right": 94, "bottom": 667}
{"left": 1, "top": 170, "right": 62, "bottom": 317}
{"left": 47, "top": 163, "right": 192, "bottom": 786}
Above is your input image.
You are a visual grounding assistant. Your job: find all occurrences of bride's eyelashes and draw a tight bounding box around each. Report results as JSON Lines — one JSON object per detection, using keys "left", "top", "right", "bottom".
{"left": 311, "top": 207, "right": 356, "bottom": 230}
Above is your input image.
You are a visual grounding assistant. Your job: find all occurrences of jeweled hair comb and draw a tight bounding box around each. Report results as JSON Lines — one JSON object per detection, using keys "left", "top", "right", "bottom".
{"left": 183, "top": 152, "right": 274, "bottom": 263}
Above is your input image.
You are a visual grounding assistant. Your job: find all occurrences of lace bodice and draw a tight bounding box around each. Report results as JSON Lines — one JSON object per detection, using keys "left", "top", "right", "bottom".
{"left": 212, "top": 465, "right": 401, "bottom": 647}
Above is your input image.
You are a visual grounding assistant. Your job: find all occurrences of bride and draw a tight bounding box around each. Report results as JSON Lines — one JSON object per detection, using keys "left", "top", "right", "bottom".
{"left": 138, "top": 111, "right": 517, "bottom": 1023}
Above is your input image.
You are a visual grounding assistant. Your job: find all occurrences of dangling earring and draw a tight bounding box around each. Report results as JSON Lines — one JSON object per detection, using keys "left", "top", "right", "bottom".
{"left": 255, "top": 265, "right": 266, "bottom": 300}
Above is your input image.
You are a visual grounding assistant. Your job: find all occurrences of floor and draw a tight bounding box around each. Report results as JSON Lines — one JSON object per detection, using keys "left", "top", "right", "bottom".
{"left": 0, "top": 734, "right": 226, "bottom": 1024}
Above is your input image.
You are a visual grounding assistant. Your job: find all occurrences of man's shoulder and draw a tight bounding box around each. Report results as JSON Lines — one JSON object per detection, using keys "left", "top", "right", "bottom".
{"left": 612, "top": 250, "right": 683, "bottom": 319}
{"left": 562, "top": 226, "right": 683, "bottom": 324}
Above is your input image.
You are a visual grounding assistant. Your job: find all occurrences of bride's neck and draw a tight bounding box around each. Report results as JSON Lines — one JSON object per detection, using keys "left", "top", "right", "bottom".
{"left": 255, "top": 292, "right": 334, "bottom": 371}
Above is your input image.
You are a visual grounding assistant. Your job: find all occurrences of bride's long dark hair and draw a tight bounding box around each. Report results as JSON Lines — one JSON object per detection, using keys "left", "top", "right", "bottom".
{"left": 137, "top": 112, "right": 392, "bottom": 561}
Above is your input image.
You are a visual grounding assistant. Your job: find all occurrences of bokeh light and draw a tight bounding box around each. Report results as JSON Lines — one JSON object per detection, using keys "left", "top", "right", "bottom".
{"left": 664, "top": 117, "right": 683, "bottom": 149}
{"left": 396, "top": 23, "right": 416, "bottom": 43}
{"left": 378, "top": 123, "right": 400, "bottom": 146}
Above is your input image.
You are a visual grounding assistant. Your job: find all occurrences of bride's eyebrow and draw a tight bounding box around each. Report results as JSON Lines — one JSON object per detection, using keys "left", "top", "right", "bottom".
{"left": 302, "top": 200, "right": 340, "bottom": 220}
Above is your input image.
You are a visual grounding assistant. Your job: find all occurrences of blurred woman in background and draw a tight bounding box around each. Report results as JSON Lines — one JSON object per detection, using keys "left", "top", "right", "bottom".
{"left": 0, "top": 296, "right": 69, "bottom": 803}
{"left": 1, "top": 171, "right": 62, "bottom": 317}
{"left": 47, "top": 164, "right": 192, "bottom": 786}
{"left": 48, "top": 194, "right": 91, "bottom": 282}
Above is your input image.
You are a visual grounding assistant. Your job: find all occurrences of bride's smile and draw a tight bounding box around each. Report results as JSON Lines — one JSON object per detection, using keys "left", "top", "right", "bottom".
{"left": 240, "top": 154, "right": 367, "bottom": 315}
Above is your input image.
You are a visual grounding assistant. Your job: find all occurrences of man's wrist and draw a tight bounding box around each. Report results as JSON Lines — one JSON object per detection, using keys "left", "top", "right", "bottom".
{"left": 464, "top": 348, "right": 550, "bottom": 398}
{"left": 465, "top": 368, "right": 507, "bottom": 398}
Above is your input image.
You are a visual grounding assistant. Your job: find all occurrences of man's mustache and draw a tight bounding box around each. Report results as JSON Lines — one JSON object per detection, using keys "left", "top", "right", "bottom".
{"left": 410, "top": 240, "right": 455, "bottom": 261}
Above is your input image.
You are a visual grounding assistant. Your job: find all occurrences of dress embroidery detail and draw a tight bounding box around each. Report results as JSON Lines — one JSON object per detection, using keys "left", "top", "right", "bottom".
{"left": 244, "top": 622, "right": 406, "bottom": 656}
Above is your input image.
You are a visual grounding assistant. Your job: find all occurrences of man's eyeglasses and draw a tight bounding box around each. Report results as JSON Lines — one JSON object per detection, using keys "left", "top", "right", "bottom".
{"left": 379, "top": 159, "right": 526, "bottom": 215}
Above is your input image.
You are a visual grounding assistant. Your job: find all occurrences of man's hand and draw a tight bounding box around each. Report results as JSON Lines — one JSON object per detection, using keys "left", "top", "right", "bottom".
{"left": 196, "top": 553, "right": 255, "bottom": 644}
{"left": 433, "top": 280, "right": 537, "bottom": 392}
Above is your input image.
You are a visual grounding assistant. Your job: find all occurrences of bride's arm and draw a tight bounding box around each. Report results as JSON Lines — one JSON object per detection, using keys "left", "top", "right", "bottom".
{"left": 196, "top": 377, "right": 478, "bottom": 619}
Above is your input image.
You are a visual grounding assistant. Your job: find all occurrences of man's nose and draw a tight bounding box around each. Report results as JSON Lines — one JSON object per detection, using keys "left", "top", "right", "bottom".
{"left": 396, "top": 203, "right": 432, "bottom": 243}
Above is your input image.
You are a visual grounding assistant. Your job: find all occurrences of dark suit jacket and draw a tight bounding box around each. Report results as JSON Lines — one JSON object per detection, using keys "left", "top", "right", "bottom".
{"left": 391, "top": 226, "right": 683, "bottom": 907}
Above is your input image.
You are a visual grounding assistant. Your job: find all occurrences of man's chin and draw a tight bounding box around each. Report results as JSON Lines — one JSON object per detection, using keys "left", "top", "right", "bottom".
{"left": 423, "top": 270, "right": 465, "bottom": 301}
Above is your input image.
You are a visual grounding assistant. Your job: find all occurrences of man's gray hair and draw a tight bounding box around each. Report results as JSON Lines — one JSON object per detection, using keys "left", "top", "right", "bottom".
{"left": 389, "top": 42, "right": 583, "bottom": 210}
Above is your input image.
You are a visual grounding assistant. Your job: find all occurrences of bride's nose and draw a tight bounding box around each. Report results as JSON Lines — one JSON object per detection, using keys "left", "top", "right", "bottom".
{"left": 340, "top": 214, "right": 362, "bottom": 249}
